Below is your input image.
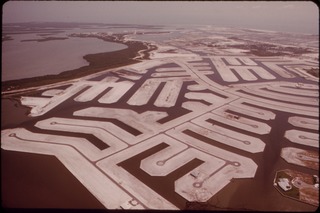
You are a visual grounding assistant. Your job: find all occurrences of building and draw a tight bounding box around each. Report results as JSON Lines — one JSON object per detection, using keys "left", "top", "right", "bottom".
{"left": 313, "top": 175, "right": 319, "bottom": 184}
{"left": 278, "top": 178, "right": 292, "bottom": 191}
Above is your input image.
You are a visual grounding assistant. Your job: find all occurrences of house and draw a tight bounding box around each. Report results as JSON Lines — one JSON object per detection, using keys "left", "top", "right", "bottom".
{"left": 278, "top": 178, "right": 292, "bottom": 191}
{"left": 313, "top": 175, "right": 319, "bottom": 184}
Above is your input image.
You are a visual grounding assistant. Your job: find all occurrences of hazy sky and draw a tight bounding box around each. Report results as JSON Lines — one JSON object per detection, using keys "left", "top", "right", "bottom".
{"left": 2, "top": 1, "right": 319, "bottom": 34}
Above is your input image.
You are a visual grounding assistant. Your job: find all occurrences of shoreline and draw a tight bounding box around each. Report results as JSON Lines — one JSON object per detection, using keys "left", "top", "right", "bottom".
{"left": 1, "top": 33, "right": 157, "bottom": 96}
{"left": 1, "top": 25, "right": 318, "bottom": 210}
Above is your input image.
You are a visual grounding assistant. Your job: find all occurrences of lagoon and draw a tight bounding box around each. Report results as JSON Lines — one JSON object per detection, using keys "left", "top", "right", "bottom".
{"left": 2, "top": 33, "right": 127, "bottom": 82}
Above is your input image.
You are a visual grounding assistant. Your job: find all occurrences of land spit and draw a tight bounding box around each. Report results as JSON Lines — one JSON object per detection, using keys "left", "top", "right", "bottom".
{"left": 1, "top": 25, "right": 318, "bottom": 210}
{"left": 2, "top": 33, "right": 157, "bottom": 94}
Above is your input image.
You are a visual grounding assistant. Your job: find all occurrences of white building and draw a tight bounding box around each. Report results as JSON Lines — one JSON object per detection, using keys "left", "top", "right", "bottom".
{"left": 278, "top": 178, "right": 292, "bottom": 191}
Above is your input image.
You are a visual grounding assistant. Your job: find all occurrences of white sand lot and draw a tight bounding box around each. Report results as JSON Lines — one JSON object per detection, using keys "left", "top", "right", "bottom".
{"left": 1, "top": 128, "right": 142, "bottom": 209}
{"left": 285, "top": 129, "right": 319, "bottom": 148}
{"left": 281, "top": 147, "right": 319, "bottom": 170}
{"left": 2, "top": 27, "right": 319, "bottom": 210}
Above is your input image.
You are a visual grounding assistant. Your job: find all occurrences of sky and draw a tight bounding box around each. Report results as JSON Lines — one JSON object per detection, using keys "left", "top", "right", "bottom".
{"left": 2, "top": 1, "right": 319, "bottom": 34}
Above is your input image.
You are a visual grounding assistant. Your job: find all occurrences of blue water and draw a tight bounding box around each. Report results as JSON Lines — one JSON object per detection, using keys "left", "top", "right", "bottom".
{"left": 2, "top": 31, "right": 127, "bottom": 81}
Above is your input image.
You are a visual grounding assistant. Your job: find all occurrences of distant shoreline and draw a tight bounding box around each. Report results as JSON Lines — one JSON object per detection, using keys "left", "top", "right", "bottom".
{"left": 20, "top": 36, "right": 69, "bottom": 42}
{"left": 1, "top": 33, "right": 157, "bottom": 96}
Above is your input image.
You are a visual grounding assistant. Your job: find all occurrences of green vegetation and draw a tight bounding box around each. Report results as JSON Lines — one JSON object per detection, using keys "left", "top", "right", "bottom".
{"left": 21, "top": 37, "right": 69, "bottom": 42}
{"left": 305, "top": 68, "right": 319, "bottom": 78}
{"left": 2, "top": 34, "right": 156, "bottom": 94}
{"left": 2, "top": 35, "right": 13, "bottom": 42}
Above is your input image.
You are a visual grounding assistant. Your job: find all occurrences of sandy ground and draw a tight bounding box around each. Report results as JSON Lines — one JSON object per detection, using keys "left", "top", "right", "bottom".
{"left": 1, "top": 26, "right": 319, "bottom": 210}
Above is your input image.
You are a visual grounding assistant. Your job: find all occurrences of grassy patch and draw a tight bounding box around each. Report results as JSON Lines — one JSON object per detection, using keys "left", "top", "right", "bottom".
{"left": 305, "top": 68, "right": 319, "bottom": 78}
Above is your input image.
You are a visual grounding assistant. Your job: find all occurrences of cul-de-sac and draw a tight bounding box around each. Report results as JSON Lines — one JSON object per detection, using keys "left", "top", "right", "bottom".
{"left": 2, "top": 17, "right": 319, "bottom": 211}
